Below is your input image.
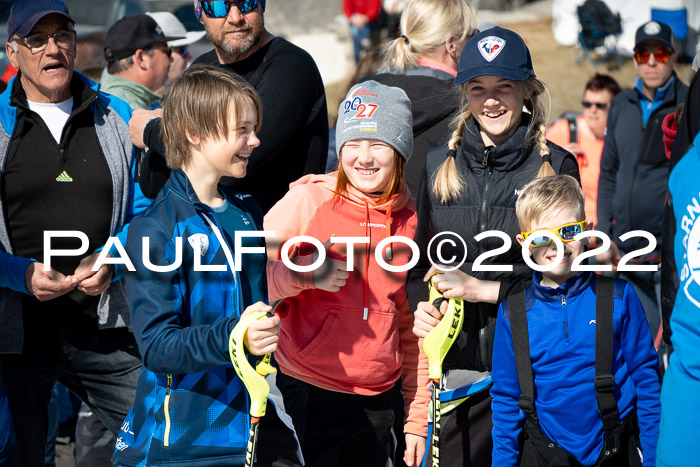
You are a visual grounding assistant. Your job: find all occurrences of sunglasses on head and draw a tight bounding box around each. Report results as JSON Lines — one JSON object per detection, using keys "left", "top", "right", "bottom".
{"left": 521, "top": 220, "right": 587, "bottom": 248}
{"left": 634, "top": 48, "right": 671, "bottom": 64}
{"left": 581, "top": 101, "right": 608, "bottom": 110}
{"left": 199, "top": 0, "right": 261, "bottom": 18}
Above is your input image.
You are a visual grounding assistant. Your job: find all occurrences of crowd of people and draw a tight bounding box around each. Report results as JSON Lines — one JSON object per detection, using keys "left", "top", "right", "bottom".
{"left": 0, "top": 0, "right": 698, "bottom": 466}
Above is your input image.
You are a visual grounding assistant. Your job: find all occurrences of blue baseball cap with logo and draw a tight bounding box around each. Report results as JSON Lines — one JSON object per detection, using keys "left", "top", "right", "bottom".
{"left": 455, "top": 26, "right": 535, "bottom": 85}
{"left": 8, "top": 0, "right": 74, "bottom": 38}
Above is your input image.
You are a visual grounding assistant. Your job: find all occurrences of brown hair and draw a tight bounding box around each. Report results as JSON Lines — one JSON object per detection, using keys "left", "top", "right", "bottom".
{"left": 334, "top": 150, "right": 406, "bottom": 204}
{"left": 515, "top": 175, "right": 585, "bottom": 231}
{"left": 584, "top": 73, "right": 621, "bottom": 96}
{"left": 432, "top": 75, "right": 555, "bottom": 203}
{"left": 161, "top": 65, "right": 262, "bottom": 170}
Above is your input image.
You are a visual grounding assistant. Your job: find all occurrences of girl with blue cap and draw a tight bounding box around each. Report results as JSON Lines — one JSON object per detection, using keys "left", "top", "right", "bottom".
{"left": 409, "top": 27, "right": 580, "bottom": 466}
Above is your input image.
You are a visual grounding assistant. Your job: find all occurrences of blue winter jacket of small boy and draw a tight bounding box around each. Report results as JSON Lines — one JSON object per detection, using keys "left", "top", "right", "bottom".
{"left": 112, "top": 169, "right": 299, "bottom": 466}
{"left": 491, "top": 271, "right": 660, "bottom": 466}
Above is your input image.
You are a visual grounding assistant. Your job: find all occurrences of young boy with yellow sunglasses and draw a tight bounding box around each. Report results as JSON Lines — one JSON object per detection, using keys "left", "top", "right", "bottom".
{"left": 490, "top": 175, "right": 660, "bottom": 466}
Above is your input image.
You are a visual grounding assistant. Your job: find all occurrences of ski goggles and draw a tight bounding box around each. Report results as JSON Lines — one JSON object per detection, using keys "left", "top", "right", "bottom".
{"left": 521, "top": 220, "right": 587, "bottom": 247}
{"left": 634, "top": 48, "right": 671, "bottom": 64}
{"left": 198, "top": 0, "right": 263, "bottom": 18}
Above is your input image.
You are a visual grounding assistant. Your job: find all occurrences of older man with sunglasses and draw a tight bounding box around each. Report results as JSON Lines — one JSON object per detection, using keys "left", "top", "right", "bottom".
{"left": 0, "top": 0, "right": 151, "bottom": 465}
{"left": 596, "top": 20, "right": 688, "bottom": 365}
{"left": 101, "top": 14, "right": 183, "bottom": 110}
{"left": 129, "top": 0, "right": 329, "bottom": 211}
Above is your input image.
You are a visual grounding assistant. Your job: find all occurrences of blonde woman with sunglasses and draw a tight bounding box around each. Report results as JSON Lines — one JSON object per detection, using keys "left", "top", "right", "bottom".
{"left": 409, "top": 27, "right": 579, "bottom": 466}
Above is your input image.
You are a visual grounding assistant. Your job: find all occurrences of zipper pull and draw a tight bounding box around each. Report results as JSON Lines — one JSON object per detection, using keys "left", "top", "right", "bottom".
{"left": 363, "top": 307, "right": 368, "bottom": 320}
{"left": 482, "top": 148, "right": 490, "bottom": 166}
{"left": 561, "top": 296, "right": 566, "bottom": 306}
{"left": 58, "top": 143, "right": 66, "bottom": 163}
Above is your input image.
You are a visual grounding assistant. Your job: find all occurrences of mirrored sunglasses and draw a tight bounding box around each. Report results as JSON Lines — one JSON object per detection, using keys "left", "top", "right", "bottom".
{"left": 581, "top": 101, "right": 608, "bottom": 110}
{"left": 521, "top": 220, "right": 587, "bottom": 248}
{"left": 201, "top": 0, "right": 261, "bottom": 17}
{"left": 634, "top": 48, "right": 671, "bottom": 64}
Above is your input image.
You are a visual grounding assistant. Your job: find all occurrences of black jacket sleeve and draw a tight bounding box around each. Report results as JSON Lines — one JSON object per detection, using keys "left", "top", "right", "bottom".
{"left": 407, "top": 165, "right": 432, "bottom": 314}
{"left": 597, "top": 105, "right": 621, "bottom": 237}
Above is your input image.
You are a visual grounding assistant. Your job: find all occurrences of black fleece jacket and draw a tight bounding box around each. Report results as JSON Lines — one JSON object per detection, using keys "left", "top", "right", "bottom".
{"left": 407, "top": 115, "right": 579, "bottom": 372}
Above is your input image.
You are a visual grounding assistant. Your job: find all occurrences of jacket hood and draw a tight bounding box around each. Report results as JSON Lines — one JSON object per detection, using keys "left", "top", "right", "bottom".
{"left": 370, "top": 73, "right": 459, "bottom": 139}
{"left": 289, "top": 172, "right": 413, "bottom": 213}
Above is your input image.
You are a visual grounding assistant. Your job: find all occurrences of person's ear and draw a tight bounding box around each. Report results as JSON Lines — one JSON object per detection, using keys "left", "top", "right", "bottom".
{"left": 516, "top": 234, "right": 534, "bottom": 256}
{"left": 133, "top": 49, "right": 148, "bottom": 70}
{"left": 6, "top": 41, "right": 19, "bottom": 69}
{"left": 185, "top": 128, "right": 201, "bottom": 146}
{"left": 445, "top": 36, "right": 459, "bottom": 59}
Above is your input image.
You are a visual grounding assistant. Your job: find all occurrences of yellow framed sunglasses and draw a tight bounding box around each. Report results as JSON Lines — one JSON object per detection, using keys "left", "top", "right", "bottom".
{"left": 521, "top": 220, "right": 587, "bottom": 248}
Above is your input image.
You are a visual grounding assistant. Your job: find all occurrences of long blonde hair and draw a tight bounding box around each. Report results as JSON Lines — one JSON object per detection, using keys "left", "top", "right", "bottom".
{"left": 380, "top": 0, "right": 477, "bottom": 73}
{"left": 431, "top": 76, "right": 555, "bottom": 203}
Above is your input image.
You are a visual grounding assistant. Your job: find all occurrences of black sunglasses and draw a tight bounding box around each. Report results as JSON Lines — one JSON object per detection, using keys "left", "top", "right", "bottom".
{"left": 581, "top": 101, "right": 608, "bottom": 110}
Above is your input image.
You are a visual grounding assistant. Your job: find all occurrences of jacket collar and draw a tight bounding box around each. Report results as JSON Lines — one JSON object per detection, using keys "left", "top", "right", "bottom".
{"left": 460, "top": 112, "right": 536, "bottom": 171}
{"left": 530, "top": 270, "right": 595, "bottom": 302}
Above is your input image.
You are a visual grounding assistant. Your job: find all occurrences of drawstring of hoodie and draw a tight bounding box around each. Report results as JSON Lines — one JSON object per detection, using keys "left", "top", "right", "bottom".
{"left": 363, "top": 200, "right": 370, "bottom": 320}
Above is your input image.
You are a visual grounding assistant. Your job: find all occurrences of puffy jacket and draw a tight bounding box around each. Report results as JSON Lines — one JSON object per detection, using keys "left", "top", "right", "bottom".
{"left": 113, "top": 170, "right": 299, "bottom": 466}
{"left": 407, "top": 114, "right": 580, "bottom": 375}
{"left": 264, "top": 173, "right": 430, "bottom": 437}
{"left": 492, "top": 272, "right": 660, "bottom": 466}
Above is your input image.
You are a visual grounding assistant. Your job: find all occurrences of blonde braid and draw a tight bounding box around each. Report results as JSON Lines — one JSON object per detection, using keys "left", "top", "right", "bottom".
{"left": 432, "top": 107, "right": 469, "bottom": 203}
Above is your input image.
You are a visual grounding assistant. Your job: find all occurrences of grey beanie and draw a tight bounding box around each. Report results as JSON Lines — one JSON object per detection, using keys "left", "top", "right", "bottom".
{"left": 336, "top": 80, "right": 413, "bottom": 161}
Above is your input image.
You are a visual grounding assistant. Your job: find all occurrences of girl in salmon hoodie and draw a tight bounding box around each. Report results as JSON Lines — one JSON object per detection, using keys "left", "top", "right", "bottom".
{"left": 264, "top": 80, "right": 430, "bottom": 467}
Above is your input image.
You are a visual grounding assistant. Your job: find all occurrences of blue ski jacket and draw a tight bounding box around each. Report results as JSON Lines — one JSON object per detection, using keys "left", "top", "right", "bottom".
{"left": 112, "top": 169, "right": 299, "bottom": 466}
{"left": 657, "top": 130, "right": 700, "bottom": 467}
{"left": 491, "top": 271, "right": 660, "bottom": 466}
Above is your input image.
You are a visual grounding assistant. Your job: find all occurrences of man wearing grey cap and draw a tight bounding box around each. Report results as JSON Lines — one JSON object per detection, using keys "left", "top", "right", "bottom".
{"left": 0, "top": 0, "right": 150, "bottom": 464}
{"left": 101, "top": 14, "right": 184, "bottom": 110}
{"left": 596, "top": 20, "right": 688, "bottom": 364}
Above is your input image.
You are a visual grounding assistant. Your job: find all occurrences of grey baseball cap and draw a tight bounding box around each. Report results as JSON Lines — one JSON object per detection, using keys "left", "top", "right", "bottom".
{"left": 336, "top": 80, "right": 413, "bottom": 161}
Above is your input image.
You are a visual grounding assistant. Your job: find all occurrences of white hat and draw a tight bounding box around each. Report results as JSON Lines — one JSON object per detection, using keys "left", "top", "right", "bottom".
{"left": 146, "top": 11, "right": 207, "bottom": 47}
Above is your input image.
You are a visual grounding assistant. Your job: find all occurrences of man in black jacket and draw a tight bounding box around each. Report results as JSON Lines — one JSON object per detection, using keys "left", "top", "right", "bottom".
{"left": 596, "top": 20, "right": 688, "bottom": 360}
{"left": 129, "top": 0, "right": 328, "bottom": 213}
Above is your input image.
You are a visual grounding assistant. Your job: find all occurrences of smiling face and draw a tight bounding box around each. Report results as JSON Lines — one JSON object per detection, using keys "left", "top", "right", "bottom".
{"left": 340, "top": 139, "right": 397, "bottom": 195}
{"left": 197, "top": 101, "right": 260, "bottom": 180}
{"left": 518, "top": 207, "right": 586, "bottom": 287}
{"left": 6, "top": 14, "right": 75, "bottom": 103}
{"left": 465, "top": 75, "right": 532, "bottom": 147}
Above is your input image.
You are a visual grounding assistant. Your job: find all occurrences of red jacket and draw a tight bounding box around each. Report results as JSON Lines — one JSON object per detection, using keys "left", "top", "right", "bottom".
{"left": 264, "top": 173, "right": 429, "bottom": 437}
{"left": 343, "top": 0, "right": 382, "bottom": 22}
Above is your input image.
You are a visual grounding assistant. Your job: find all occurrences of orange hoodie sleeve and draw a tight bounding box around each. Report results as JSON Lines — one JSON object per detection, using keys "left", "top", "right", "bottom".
{"left": 398, "top": 298, "right": 430, "bottom": 437}
{"left": 264, "top": 183, "right": 327, "bottom": 301}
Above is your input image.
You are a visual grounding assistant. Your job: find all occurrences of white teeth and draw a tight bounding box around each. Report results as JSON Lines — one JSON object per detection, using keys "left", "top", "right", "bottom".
{"left": 357, "top": 168, "right": 377, "bottom": 176}
{"left": 484, "top": 111, "right": 505, "bottom": 118}
{"left": 236, "top": 153, "right": 250, "bottom": 159}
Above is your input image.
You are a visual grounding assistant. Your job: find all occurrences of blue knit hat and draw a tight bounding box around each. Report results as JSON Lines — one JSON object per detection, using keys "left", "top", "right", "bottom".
{"left": 455, "top": 26, "right": 535, "bottom": 85}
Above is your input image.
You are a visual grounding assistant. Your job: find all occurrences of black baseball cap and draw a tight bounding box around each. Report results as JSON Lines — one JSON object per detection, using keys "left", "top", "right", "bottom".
{"left": 7, "top": 0, "right": 74, "bottom": 38}
{"left": 635, "top": 21, "right": 675, "bottom": 51}
{"left": 104, "top": 14, "right": 184, "bottom": 62}
{"left": 455, "top": 26, "right": 535, "bottom": 85}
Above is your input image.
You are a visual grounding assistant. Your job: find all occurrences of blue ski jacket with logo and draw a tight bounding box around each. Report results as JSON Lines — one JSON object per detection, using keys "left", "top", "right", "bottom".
{"left": 491, "top": 271, "right": 660, "bottom": 466}
{"left": 657, "top": 130, "right": 700, "bottom": 467}
{"left": 112, "top": 169, "right": 300, "bottom": 466}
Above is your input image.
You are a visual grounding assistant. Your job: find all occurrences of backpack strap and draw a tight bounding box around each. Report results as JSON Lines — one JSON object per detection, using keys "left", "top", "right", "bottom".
{"left": 509, "top": 290, "right": 537, "bottom": 419}
{"left": 594, "top": 275, "right": 620, "bottom": 434}
{"left": 566, "top": 115, "right": 578, "bottom": 145}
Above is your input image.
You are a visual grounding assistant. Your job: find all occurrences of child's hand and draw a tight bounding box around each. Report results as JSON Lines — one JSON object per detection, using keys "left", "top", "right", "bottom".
{"left": 241, "top": 302, "right": 280, "bottom": 356}
{"left": 312, "top": 237, "right": 349, "bottom": 292}
{"left": 404, "top": 433, "right": 426, "bottom": 466}
{"left": 412, "top": 300, "right": 447, "bottom": 338}
{"left": 426, "top": 265, "right": 500, "bottom": 304}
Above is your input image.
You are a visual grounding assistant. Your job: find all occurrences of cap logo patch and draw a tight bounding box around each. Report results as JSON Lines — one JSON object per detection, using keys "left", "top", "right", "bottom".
{"left": 155, "top": 25, "right": 163, "bottom": 35}
{"left": 342, "top": 96, "right": 378, "bottom": 119}
{"left": 478, "top": 36, "right": 506, "bottom": 62}
{"left": 644, "top": 21, "right": 661, "bottom": 35}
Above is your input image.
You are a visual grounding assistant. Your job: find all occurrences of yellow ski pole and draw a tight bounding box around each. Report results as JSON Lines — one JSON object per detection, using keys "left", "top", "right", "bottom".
{"left": 229, "top": 310, "right": 277, "bottom": 467}
{"left": 422, "top": 280, "right": 464, "bottom": 467}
